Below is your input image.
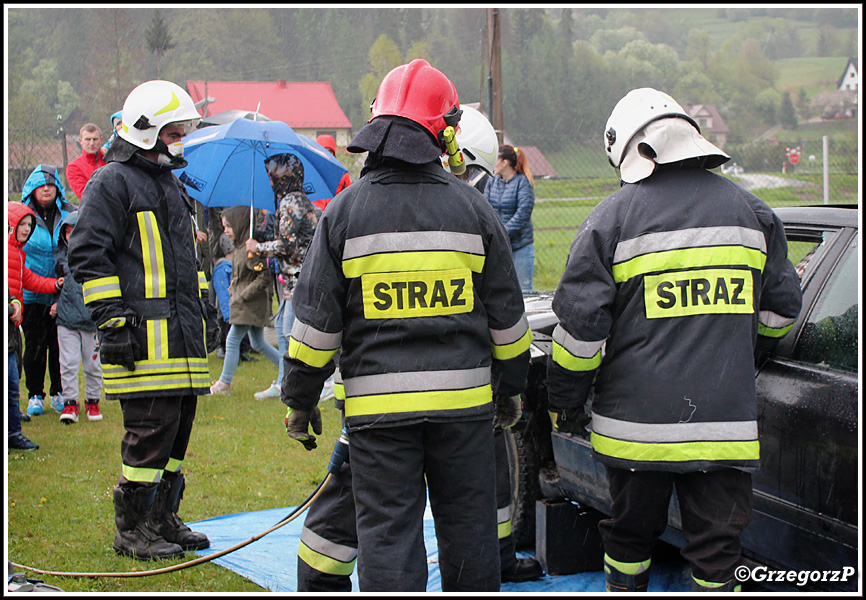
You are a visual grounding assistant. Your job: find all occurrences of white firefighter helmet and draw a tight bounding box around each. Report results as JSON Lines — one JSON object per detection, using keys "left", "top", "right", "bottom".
{"left": 441, "top": 105, "right": 499, "bottom": 177}
{"left": 118, "top": 80, "right": 201, "bottom": 150}
{"left": 605, "top": 87, "right": 729, "bottom": 183}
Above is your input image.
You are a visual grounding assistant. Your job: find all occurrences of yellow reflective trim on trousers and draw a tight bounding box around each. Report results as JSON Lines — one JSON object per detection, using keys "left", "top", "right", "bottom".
{"left": 552, "top": 340, "right": 602, "bottom": 372}
{"left": 604, "top": 554, "right": 651, "bottom": 575}
{"left": 758, "top": 322, "right": 794, "bottom": 338}
{"left": 289, "top": 338, "right": 338, "bottom": 368}
{"left": 122, "top": 464, "right": 162, "bottom": 484}
{"left": 342, "top": 251, "right": 485, "bottom": 279}
{"left": 644, "top": 268, "right": 754, "bottom": 319}
{"left": 298, "top": 541, "right": 356, "bottom": 576}
{"left": 591, "top": 432, "right": 760, "bottom": 463}
{"left": 492, "top": 327, "right": 532, "bottom": 360}
{"left": 164, "top": 458, "right": 182, "bottom": 473}
{"left": 498, "top": 519, "right": 512, "bottom": 539}
{"left": 137, "top": 211, "right": 167, "bottom": 298}
{"left": 612, "top": 246, "right": 767, "bottom": 284}
{"left": 82, "top": 276, "right": 122, "bottom": 303}
{"left": 344, "top": 385, "right": 492, "bottom": 417}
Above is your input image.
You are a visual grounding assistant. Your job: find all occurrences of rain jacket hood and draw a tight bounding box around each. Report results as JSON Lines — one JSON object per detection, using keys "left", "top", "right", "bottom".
{"left": 22, "top": 164, "right": 67, "bottom": 206}
{"left": 8, "top": 202, "right": 57, "bottom": 304}
{"left": 8, "top": 202, "right": 39, "bottom": 247}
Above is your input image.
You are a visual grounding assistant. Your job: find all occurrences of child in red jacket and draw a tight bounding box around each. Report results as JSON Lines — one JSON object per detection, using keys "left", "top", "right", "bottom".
{"left": 8, "top": 201, "right": 63, "bottom": 450}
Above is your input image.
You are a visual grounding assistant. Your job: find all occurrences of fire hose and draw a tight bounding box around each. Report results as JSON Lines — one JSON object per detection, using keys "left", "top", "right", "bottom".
{"left": 9, "top": 429, "right": 349, "bottom": 581}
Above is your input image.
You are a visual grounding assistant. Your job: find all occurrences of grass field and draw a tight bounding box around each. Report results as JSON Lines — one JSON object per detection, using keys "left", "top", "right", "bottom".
{"left": 7, "top": 351, "right": 339, "bottom": 592}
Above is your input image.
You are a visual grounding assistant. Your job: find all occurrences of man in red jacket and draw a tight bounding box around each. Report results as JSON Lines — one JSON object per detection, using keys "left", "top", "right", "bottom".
{"left": 66, "top": 123, "right": 107, "bottom": 201}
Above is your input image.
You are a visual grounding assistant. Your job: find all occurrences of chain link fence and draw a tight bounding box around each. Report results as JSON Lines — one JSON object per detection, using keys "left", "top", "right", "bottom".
{"left": 8, "top": 128, "right": 858, "bottom": 292}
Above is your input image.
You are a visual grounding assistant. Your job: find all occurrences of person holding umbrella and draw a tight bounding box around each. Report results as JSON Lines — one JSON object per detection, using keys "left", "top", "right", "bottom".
{"left": 244, "top": 153, "right": 320, "bottom": 400}
{"left": 68, "top": 80, "right": 215, "bottom": 560}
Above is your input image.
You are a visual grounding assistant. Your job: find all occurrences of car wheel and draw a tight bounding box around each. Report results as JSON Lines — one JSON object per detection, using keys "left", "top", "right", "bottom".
{"left": 505, "top": 413, "right": 544, "bottom": 549}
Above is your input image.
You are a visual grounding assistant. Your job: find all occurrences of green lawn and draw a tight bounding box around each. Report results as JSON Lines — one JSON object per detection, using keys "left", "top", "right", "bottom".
{"left": 8, "top": 349, "right": 341, "bottom": 592}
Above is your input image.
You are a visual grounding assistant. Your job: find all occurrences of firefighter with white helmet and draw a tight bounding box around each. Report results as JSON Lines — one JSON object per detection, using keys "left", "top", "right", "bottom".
{"left": 282, "top": 59, "right": 531, "bottom": 591}
{"left": 68, "top": 80, "right": 217, "bottom": 561}
{"left": 547, "top": 87, "right": 802, "bottom": 591}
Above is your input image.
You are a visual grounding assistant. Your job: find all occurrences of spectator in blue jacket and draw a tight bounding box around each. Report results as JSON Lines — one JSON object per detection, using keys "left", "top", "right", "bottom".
{"left": 20, "top": 164, "right": 76, "bottom": 417}
{"left": 484, "top": 145, "right": 535, "bottom": 292}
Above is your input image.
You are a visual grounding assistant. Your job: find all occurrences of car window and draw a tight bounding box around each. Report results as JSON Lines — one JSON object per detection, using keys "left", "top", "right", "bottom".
{"left": 792, "top": 233, "right": 858, "bottom": 373}
{"left": 786, "top": 228, "right": 837, "bottom": 285}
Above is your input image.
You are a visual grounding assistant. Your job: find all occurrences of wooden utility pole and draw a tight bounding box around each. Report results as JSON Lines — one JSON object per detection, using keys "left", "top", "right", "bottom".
{"left": 486, "top": 8, "right": 504, "bottom": 145}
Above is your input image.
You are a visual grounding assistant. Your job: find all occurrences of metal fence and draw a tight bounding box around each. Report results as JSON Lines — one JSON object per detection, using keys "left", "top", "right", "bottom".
{"left": 8, "top": 129, "right": 858, "bottom": 292}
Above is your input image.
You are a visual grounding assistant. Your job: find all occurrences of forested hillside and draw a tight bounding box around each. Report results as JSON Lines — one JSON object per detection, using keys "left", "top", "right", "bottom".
{"left": 6, "top": 6, "right": 859, "bottom": 149}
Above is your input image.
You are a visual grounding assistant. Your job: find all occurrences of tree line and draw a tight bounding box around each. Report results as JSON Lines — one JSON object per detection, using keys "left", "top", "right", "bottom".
{"left": 7, "top": 6, "right": 859, "bottom": 154}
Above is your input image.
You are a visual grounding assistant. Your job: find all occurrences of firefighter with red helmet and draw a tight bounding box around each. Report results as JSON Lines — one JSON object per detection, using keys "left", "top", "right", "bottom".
{"left": 282, "top": 59, "right": 531, "bottom": 591}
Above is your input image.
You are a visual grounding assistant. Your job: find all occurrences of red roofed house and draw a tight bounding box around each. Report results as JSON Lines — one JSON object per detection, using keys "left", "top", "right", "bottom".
{"left": 682, "top": 103, "right": 729, "bottom": 149}
{"left": 186, "top": 80, "right": 353, "bottom": 146}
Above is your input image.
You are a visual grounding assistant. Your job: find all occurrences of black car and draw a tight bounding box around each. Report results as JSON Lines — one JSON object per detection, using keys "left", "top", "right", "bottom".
{"left": 507, "top": 205, "right": 859, "bottom": 592}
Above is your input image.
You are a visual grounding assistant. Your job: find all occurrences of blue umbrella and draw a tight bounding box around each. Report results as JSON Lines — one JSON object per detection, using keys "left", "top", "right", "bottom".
{"left": 176, "top": 118, "right": 348, "bottom": 211}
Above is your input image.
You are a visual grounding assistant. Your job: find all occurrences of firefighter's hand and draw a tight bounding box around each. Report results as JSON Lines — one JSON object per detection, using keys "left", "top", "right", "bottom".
{"left": 551, "top": 408, "right": 591, "bottom": 437}
{"left": 285, "top": 406, "right": 323, "bottom": 451}
{"left": 98, "top": 325, "right": 140, "bottom": 371}
{"left": 493, "top": 394, "right": 522, "bottom": 430}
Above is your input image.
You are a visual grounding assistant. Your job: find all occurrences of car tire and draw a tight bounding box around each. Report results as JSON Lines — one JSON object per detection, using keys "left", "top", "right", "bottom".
{"left": 505, "top": 413, "right": 544, "bottom": 549}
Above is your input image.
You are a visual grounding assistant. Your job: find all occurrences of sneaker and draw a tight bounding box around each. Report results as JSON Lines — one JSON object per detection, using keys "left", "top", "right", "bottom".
{"left": 215, "top": 347, "right": 226, "bottom": 358}
{"left": 254, "top": 381, "right": 281, "bottom": 401}
{"left": 8, "top": 433, "right": 39, "bottom": 451}
{"left": 209, "top": 380, "right": 231, "bottom": 395}
{"left": 85, "top": 400, "right": 104, "bottom": 421}
{"left": 59, "top": 401, "right": 80, "bottom": 424}
{"left": 26, "top": 396, "right": 44, "bottom": 417}
{"left": 319, "top": 376, "right": 336, "bottom": 402}
{"left": 50, "top": 394, "right": 65, "bottom": 413}
{"left": 239, "top": 352, "right": 258, "bottom": 362}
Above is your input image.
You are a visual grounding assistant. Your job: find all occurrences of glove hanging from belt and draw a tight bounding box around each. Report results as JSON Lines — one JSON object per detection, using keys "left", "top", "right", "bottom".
{"left": 285, "top": 405, "right": 323, "bottom": 451}
{"left": 493, "top": 394, "right": 523, "bottom": 430}
{"left": 97, "top": 320, "right": 141, "bottom": 371}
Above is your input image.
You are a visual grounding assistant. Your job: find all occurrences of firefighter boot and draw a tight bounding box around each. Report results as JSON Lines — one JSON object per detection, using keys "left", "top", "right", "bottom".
{"left": 690, "top": 574, "right": 741, "bottom": 592}
{"left": 604, "top": 555, "right": 651, "bottom": 592}
{"left": 112, "top": 484, "right": 185, "bottom": 560}
{"left": 153, "top": 472, "right": 210, "bottom": 551}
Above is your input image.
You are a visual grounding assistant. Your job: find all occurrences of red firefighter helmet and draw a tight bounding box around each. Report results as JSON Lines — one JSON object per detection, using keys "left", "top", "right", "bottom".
{"left": 370, "top": 59, "right": 460, "bottom": 140}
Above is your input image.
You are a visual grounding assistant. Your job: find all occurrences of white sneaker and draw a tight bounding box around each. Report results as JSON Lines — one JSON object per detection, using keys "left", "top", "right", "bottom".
{"left": 254, "top": 381, "right": 281, "bottom": 401}
{"left": 320, "top": 376, "right": 336, "bottom": 402}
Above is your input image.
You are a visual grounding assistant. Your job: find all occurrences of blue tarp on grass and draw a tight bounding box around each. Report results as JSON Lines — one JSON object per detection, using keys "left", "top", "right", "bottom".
{"left": 190, "top": 504, "right": 691, "bottom": 593}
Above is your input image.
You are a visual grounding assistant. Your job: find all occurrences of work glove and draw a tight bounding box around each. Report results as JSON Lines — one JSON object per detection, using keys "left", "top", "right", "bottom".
{"left": 550, "top": 408, "right": 591, "bottom": 437}
{"left": 98, "top": 325, "right": 140, "bottom": 371}
{"left": 285, "top": 405, "right": 323, "bottom": 451}
{"left": 493, "top": 394, "right": 523, "bottom": 430}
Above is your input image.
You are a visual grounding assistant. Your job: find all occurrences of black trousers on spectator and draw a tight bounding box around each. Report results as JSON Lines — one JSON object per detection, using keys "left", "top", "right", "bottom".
{"left": 600, "top": 466, "right": 752, "bottom": 584}
{"left": 21, "top": 303, "right": 61, "bottom": 399}
{"left": 350, "top": 419, "right": 500, "bottom": 592}
{"left": 118, "top": 395, "right": 197, "bottom": 485}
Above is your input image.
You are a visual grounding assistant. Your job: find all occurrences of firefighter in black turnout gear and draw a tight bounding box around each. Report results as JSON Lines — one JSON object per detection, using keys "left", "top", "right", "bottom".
{"left": 547, "top": 88, "right": 803, "bottom": 592}
{"left": 68, "top": 80, "right": 215, "bottom": 560}
{"left": 294, "top": 104, "right": 543, "bottom": 591}
{"left": 282, "top": 59, "right": 531, "bottom": 592}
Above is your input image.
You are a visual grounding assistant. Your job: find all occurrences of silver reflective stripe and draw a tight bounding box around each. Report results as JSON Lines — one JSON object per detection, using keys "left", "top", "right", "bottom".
{"left": 290, "top": 320, "right": 342, "bottom": 351}
{"left": 758, "top": 310, "right": 796, "bottom": 328}
{"left": 497, "top": 505, "right": 512, "bottom": 525}
{"left": 344, "top": 367, "right": 490, "bottom": 397}
{"left": 552, "top": 324, "right": 605, "bottom": 359}
{"left": 591, "top": 413, "right": 758, "bottom": 443}
{"left": 613, "top": 226, "right": 767, "bottom": 264}
{"left": 300, "top": 527, "right": 358, "bottom": 563}
{"left": 490, "top": 314, "right": 529, "bottom": 346}
{"left": 342, "top": 231, "right": 484, "bottom": 260}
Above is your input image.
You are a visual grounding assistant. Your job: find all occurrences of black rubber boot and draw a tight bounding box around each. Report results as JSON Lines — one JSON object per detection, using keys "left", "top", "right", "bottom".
{"left": 501, "top": 557, "right": 544, "bottom": 583}
{"left": 690, "top": 575, "right": 741, "bottom": 592}
{"left": 153, "top": 472, "right": 210, "bottom": 551}
{"left": 112, "top": 484, "right": 185, "bottom": 560}
{"left": 604, "top": 558, "right": 650, "bottom": 592}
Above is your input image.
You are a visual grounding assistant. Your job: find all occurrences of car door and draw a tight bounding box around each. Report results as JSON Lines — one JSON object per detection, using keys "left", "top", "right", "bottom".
{"left": 747, "top": 224, "right": 858, "bottom": 589}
